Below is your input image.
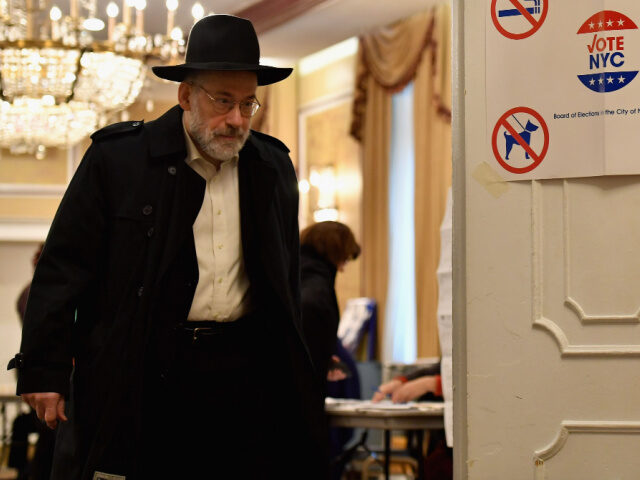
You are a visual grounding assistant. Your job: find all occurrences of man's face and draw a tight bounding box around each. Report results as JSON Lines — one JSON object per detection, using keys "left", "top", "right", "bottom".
{"left": 182, "top": 70, "right": 258, "bottom": 162}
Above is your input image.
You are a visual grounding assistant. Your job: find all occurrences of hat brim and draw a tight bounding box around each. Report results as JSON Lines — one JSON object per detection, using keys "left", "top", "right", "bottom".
{"left": 152, "top": 62, "right": 292, "bottom": 86}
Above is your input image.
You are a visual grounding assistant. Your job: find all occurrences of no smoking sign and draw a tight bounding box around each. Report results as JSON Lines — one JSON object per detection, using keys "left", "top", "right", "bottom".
{"left": 492, "top": 107, "right": 549, "bottom": 174}
{"left": 491, "top": 0, "right": 548, "bottom": 40}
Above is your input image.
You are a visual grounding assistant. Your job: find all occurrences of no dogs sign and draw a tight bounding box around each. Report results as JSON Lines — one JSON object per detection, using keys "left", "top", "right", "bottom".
{"left": 492, "top": 107, "right": 549, "bottom": 174}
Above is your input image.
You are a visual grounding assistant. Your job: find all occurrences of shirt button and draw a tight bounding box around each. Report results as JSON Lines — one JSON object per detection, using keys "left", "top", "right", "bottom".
{"left": 218, "top": 278, "right": 223, "bottom": 284}
{"left": 137, "top": 286, "right": 144, "bottom": 297}
{"left": 142, "top": 205, "right": 153, "bottom": 215}
{"left": 168, "top": 166, "right": 177, "bottom": 175}
{"left": 217, "top": 209, "right": 222, "bottom": 215}
{"left": 217, "top": 244, "right": 223, "bottom": 250}
{"left": 146, "top": 227, "right": 155, "bottom": 238}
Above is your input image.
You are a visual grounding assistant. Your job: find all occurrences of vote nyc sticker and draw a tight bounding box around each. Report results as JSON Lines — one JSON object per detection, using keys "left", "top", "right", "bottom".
{"left": 577, "top": 10, "right": 639, "bottom": 93}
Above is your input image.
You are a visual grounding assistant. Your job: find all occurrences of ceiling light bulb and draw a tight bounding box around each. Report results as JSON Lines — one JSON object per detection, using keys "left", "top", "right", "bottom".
{"left": 134, "top": 0, "right": 146, "bottom": 10}
{"left": 83, "top": 17, "right": 105, "bottom": 31}
{"left": 191, "top": 2, "right": 204, "bottom": 20}
{"left": 298, "top": 179, "right": 310, "bottom": 194}
{"left": 41, "top": 95, "right": 55, "bottom": 106}
{"left": 166, "top": 0, "right": 179, "bottom": 12}
{"left": 170, "top": 26, "right": 183, "bottom": 41}
{"left": 106, "top": 2, "right": 119, "bottom": 18}
{"left": 49, "top": 6, "right": 62, "bottom": 21}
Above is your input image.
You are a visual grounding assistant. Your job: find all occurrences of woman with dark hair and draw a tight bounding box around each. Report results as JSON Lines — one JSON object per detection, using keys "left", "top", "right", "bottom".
{"left": 299, "top": 221, "right": 361, "bottom": 389}
{"left": 300, "top": 221, "right": 362, "bottom": 479}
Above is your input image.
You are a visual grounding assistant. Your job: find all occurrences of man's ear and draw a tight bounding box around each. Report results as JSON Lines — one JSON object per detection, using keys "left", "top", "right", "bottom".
{"left": 178, "top": 82, "right": 192, "bottom": 111}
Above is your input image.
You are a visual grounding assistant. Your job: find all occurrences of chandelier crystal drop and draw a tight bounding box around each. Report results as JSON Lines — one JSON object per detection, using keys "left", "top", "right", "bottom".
{"left": 0, "top": 0, "right": 188, "bottom": 154}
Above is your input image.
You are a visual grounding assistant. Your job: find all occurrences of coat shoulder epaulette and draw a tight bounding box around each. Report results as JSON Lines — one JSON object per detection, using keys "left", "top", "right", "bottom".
{"left": 90, "top": 120, "right": 144, "bottom": 142}
{"left": 250, "top": 130, "right": 290, "bottom": 153}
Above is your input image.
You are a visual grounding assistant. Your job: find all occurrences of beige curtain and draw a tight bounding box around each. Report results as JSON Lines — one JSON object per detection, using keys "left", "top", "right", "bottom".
{"left": 351, "top": 6, "right": 452, "bottom": 358}
{"left": 414, "top": 5, "right": 452, "bottom": 357}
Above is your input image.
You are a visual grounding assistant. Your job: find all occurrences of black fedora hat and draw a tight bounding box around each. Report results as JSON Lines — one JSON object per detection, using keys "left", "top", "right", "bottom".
{"left": 152, "top": 14, "right": 292, "bottom": 86}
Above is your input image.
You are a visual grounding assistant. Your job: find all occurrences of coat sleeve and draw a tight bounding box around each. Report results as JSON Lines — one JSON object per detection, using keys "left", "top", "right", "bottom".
{"left": 287, "top": 161, "right": 301, "bottom": 326}
{"left": 12, "top": 143, "right": 107, "bottom": 397}
{"left": 300, "top": 296, "right": 336, "bottom": 383}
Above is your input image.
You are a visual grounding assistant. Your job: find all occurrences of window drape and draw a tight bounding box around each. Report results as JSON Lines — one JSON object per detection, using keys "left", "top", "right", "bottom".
{"left": 351, "top": 5, "right": 452, "bottom": 358}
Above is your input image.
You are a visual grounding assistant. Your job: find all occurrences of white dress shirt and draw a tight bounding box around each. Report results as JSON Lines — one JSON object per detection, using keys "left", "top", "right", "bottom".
{"left": 182, "top": 120, "right": 251, "bottom": 321}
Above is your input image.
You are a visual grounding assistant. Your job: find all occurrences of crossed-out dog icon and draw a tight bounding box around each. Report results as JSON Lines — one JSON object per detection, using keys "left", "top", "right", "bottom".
{"left": 504, "top": 115, "right": 539, "bottom": 160}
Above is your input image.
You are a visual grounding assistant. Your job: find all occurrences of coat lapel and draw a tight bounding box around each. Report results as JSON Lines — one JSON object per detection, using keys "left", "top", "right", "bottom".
{"left": 238, "top": 135, "right": 277, "bottom": 260}
{"left": 145, "top": 106, "right": 205, "bottom": 285}
{"left": 239, "top": 134, "right": 294, "bottom": 314}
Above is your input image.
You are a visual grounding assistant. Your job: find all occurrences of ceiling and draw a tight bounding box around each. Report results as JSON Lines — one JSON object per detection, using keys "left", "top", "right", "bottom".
{"left": 256, "top": 0, "right": 439, "bottom": 63}
{"left": 78, "top": 0, "right": 436, "bottom": 62}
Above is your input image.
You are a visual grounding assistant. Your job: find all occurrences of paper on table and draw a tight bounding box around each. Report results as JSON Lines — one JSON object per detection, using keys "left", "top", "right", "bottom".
{"left": 325, "top": 398, "right": 444, "bottom": 413}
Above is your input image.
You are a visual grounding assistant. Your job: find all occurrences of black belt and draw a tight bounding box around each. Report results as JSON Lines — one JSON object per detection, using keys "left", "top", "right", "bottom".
{"left": 177, "top": 313, "right": 256, "bottom": 344}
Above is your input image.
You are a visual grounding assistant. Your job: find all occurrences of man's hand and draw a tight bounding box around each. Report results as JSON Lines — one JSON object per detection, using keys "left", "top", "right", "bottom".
{"left": 22, "top": 392, "right": 67, "bottom": 429}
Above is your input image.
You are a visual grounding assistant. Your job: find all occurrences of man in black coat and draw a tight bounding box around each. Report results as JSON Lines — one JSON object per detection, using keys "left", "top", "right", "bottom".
{"left": 8, "top": 14, "right": 326, "bottom": 480}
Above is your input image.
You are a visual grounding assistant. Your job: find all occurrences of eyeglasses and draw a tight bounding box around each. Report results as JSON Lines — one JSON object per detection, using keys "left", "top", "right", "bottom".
{"left": 190, "top": 83, "right": 261, "bottom": 118}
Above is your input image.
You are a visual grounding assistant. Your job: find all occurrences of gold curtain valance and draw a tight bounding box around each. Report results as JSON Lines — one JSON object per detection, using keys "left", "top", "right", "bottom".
{"left": 361, "top": 11, "right": 433, "bottom": 91}
{"left": 351, "top": 8, "right": 452, "bottom": 142}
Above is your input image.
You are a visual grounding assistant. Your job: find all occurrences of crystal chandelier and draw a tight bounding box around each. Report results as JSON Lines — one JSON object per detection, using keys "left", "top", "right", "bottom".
{"left": 0, "top": 0, "right": 190, "bottom": 155}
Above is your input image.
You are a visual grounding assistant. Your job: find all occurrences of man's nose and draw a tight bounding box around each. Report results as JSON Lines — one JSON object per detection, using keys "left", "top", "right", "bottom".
{"left": 225, "top": 104, "right": 244, "bottom": 127}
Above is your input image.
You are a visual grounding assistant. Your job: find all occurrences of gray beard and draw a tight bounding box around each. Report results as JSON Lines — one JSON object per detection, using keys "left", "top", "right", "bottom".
{"left": 188, "top": 103, "right": 250, "bottom": 162}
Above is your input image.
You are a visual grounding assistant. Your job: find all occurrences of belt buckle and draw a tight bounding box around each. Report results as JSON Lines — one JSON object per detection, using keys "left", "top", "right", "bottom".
{"left": 192, "top": 327, "right": 205, "bottom": 344}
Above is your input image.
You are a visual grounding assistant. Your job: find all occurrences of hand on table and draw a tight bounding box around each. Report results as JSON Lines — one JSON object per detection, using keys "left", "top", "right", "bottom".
{"left": 22, "top": 392, "right": 67, "bottom": 429}
{"left": 391, "top": 376, "right": 438, "bottom": 404}
{"left": 372, "top": 379, "right": 403, "bottom": 403}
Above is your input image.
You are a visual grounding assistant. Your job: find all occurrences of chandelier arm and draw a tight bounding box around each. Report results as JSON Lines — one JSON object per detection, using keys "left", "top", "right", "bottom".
{"left": 0, "top": 64, "right": 5, "bottom": 101}
{"left": 67, "top": 47, "right": 87, "bottom": 103}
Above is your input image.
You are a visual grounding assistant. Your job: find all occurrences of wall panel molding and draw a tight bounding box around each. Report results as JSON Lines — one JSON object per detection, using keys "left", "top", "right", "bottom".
{"left": 563, "top": 180, "right": 640, "bottom": 324}
{"left": 532, "top": 180, "right": 640, "bottom": 356}
{"left": 533, "top": 421, "right": 640, "bottom": 479}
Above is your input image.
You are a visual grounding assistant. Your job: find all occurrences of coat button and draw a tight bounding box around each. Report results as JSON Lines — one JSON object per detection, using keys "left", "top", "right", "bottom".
{"left": 168, "top": 166, "right": 177, "bottom": 175}
{"left": 146, "top": 227, "right": 155, "bottom": 238}
{"left": 137, "top": 286, "right": 144, "bottom": 297}
{"left": 142, "top": 205, "right": 153, "bottom": 215}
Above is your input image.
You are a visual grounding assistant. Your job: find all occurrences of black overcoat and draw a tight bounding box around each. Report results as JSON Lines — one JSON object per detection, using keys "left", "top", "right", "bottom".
{"left": 300, "top": 245, "right": 340, "bottom": 395}
{"left": 12, "top": 105, "right": 326, "bottom": 479}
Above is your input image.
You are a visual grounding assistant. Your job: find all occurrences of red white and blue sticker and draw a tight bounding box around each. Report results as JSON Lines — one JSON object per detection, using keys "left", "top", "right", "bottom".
{"left": 577, "top": 11, "right": 639, "bottom": 93}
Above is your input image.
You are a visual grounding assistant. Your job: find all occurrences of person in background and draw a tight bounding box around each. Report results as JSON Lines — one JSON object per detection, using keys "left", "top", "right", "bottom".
{"left": 372, "top": 364, "right": 442, "bottom": 403}
{"left": 9, "top": 14, "right": 325, "bottom": 480}
{"left": 299, "top": 221, "right": 361, "bottom": 479}
{"left": 300, "top": 221, "right": 361, "bottom": 391}
{"left": 372, "top": 367, "right": 450, "bottom": 479}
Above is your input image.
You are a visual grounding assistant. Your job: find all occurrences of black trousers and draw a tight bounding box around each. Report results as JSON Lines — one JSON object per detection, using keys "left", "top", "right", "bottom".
{"left": 141, "top": 315, "right": 307, "bottom": 479}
